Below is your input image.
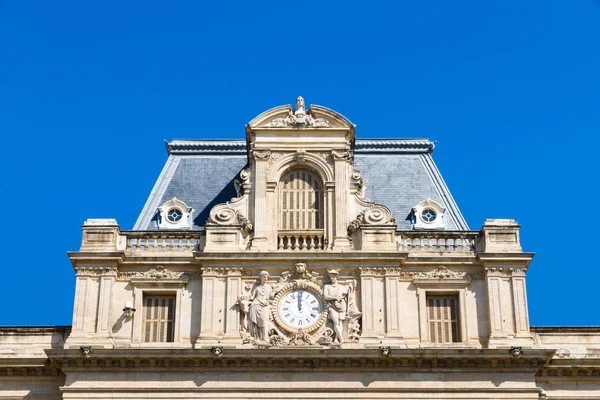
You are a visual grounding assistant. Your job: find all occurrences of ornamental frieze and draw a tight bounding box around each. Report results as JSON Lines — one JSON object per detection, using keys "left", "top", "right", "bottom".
{"left": 117, "top": 265, "right": 184, "bottom": 280}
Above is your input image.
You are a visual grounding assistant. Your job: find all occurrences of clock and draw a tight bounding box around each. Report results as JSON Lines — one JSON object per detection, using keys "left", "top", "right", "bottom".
{"left": 278, "top": 289, "right": 322, "bottom": 329}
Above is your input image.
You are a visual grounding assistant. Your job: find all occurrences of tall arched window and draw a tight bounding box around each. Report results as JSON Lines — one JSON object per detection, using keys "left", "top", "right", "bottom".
{"left": 278, "top": 168, "right": 324, "bottom": 250}
{"left": 279, "top": 169, "right": 324, "bottom": 230}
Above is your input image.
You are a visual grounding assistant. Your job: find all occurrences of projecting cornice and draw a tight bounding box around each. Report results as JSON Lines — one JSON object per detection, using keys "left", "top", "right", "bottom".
{"left": 164, "top": 139, "right": 436, "bottom": 156}
{"left": 165, "top": 140, "right": 247, "bottom": 155}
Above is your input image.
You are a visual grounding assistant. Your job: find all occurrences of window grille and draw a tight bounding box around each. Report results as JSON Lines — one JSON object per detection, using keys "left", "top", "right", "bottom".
{"left": 279, "top": 169, "right": 324, "bottom": 230}
{"left": 143, "top": 295, "right": 175, "bottom": 343}
{"left": 427, "top": 295, "right": 460, "bottom": 343}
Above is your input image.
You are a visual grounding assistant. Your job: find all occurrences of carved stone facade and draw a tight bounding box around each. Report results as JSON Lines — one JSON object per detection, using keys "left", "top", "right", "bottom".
{"left": 1, "top": 98, "right": 598, "bottom": 399}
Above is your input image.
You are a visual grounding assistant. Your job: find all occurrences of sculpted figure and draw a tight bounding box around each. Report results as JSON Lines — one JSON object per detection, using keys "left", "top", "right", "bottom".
{"left": 324, "top": 269, "right": 358, "bottom": 343}
{"left": 248, "top": 271, "right": 272, "bottom": 343}
{"left": 296, "top": 96, "right": 305, "bottom": 113}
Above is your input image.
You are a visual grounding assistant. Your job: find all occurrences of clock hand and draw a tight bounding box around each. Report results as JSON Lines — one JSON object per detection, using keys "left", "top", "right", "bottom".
{"left": 298, "top": 291, "right": 302, "bottom": 312}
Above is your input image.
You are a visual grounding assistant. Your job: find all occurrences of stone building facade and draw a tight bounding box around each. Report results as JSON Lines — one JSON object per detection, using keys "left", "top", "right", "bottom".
{"left": 1, "top": 97, "right": 599, "bottom": 399}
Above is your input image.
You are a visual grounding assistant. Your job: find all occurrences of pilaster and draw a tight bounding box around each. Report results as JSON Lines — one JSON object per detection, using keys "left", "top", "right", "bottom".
{"left": 332, "top": 150, "right": 351, "bottom": 250}
{"left": 250, "top": 150, "right": 270, "bottom": 250}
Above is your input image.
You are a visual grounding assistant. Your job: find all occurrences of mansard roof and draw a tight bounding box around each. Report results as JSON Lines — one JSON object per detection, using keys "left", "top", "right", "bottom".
{"left": 134, "top": 139, "right": 468, "bottom": 231}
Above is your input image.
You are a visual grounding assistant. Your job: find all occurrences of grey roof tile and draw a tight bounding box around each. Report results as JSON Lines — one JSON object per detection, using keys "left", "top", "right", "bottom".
{"left": 134, "top": 139, "right": 468, "bottom": 231}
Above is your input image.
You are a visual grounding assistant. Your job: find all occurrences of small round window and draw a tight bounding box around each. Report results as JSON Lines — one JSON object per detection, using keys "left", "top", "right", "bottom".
{"left": 421, "top": 209, "right": 437, "bottom": 223}
{"left": 166, "top": 208, "right": 183, "bottom": 223}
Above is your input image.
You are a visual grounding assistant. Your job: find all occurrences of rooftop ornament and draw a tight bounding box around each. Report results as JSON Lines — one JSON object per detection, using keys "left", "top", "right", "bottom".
{"left": 266, "top": 96, "right": 331, "bottom": 128}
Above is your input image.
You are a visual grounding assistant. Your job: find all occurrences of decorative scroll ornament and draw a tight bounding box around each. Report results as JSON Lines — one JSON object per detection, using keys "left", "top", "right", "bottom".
{"left": 118, "top": 265, "right": 184, "bottom": 280}
{"left": 350, "top": 169, "right": 368, "bottom": 197}
{"left": 348, "top": 204, "right": 395, "bottom": 234}
{"left": 266, "top": 96, "right": 331, "bottom": 128}
{"left": 208, "top": 206, "right": 253, "bottom": 234}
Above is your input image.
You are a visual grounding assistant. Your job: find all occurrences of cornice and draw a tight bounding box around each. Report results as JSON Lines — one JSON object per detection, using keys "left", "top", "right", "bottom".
{"left": 354, "top": 139, "right": 435, "bottom": 154}
{"left": 162, "top": 139, "right": 437, "bottom": 156}
{"left": 165, "top": 140, "right": 247, "bottom": 155}
{"left": 46, "top": 348, "right": 555, "bottom": 374}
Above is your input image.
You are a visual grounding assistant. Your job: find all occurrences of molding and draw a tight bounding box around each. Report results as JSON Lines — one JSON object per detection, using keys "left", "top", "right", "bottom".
{"left": 166, "top": 140, "right": 247, "bottom": 155}
{"left": 355, "top": 139, "right": 435, "bottom": 154}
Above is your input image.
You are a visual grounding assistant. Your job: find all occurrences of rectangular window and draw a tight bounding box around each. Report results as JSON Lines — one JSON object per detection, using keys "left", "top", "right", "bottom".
{"left": 143, "top": 295, "right": 175, "bottom": 343}
{"left": 427, "top": 294, "right": 460, "bottom": 343}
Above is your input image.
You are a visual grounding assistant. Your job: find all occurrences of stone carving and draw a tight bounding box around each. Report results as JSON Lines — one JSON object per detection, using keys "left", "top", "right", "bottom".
{"left": 241, "top": 271, "right": 272, "bottom": 345}
{"left": 201, "top": 268, "right": 246, "bottom": 277}
{"left": 211, "top": 346, "right": 224, "bottom": 357}
{"left": 240, "top": 264, "right": 361, "bottom": 347}
{"left": 117, "top": 265, "right": 184, "bottom": 280}
{"left": 296, "top": 149, "right": 307, "bottom": 164}
{"left": 75, "top": 267, "right": 117, "bottom": 276}
{"left": 350, "top": 169, "right": 368, "bottom": 197}
{"left": 289, "top": 329, "right": 313, "bottom": 346}
{"left": 398, "top": 266, "right": 472, "bottom": 281}
{"left": 331, "top": 150, "right": 352, "bottom": 161}
{"left": 208, "top": 206, "right": 253, "bottom": 234}
{"left": 348, "top": 204, "right": 395, "bottom": 233}
{"left": 510, "top": 346, "right": 523, "bottom": 359}
{"left": 379, "top": 346, "right": 391, "bottom": 358}
{"left": 323, "top": 269, "right": 361, "bottom": 343}
{"left": 485, "top": 268, "right": 527, "bottom": 277}
{"left": 80, "top": 346, "right": 92, "bottom": 358}
{"left": 252, "top": 150, "right": 271, "bottom": 160}
{"left": 266, "top": 96, "right": 331, "bottom": 128}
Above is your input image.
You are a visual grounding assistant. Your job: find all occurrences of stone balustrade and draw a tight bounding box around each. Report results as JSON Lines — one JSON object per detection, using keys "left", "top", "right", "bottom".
{"left": 397, "top": 231, "right": 480, "bottom": 254}
{"left": 123, "top": 231, "right": 202, "bottom": 253}
{"left": 277, "top": 230, "right": 326, "bottom": 250}
{"left": 81, "top": 219, "right": 522, "bottom": 255}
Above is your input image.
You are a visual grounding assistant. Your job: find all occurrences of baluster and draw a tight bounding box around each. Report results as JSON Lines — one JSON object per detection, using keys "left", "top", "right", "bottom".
{"left": 299, "top": 235, "right": 305, "bottom": 250}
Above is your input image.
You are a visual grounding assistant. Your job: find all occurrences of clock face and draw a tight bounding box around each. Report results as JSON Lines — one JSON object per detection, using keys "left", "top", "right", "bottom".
{"left": 278, "top": 289, "right": 322, "bottom": 329}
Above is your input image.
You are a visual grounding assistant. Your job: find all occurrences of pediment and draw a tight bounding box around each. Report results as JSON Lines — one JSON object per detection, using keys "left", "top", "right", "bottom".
{"left": 247, "top": 96, "right": 355, "bottom": 131}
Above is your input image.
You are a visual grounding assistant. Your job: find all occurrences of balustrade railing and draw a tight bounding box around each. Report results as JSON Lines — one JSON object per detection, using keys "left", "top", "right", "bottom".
{"left": 278, "top": 230, "right": 325, "bottom": 250}
{"left": 397, "top": 231, "right": 479, "bottom": 254}
{"left": 123, "top": 231, "right": 202, "bottom": 253}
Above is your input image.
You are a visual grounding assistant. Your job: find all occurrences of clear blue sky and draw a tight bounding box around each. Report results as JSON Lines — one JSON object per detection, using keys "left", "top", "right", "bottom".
{"left": 0, "top": 1, "right": 598, "bottom": 326}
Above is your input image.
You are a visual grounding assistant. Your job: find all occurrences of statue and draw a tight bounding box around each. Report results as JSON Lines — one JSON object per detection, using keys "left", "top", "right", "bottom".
{"left": 323, "top": 269, "right": 360, "bottom": 343}
{"left": 247, "top": 271, "right": 272, "bottom": 343}
{"left": 296, "top": 96, "right": 305, "bottom": 113}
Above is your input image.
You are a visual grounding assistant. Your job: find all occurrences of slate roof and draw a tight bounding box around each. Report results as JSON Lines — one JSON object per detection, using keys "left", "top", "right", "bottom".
{"left": 134, "top": 139, "right": 468, "bottom": 231}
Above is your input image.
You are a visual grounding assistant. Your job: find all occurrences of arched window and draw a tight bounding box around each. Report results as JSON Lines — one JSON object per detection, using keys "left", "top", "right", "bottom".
{"left": 279, "top": 169, "right": 324, "bottom": 230}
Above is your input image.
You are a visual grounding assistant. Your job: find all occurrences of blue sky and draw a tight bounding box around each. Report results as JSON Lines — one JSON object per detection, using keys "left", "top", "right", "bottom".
{"left": 0, "top": 1, "right": 598, "bottom": 326}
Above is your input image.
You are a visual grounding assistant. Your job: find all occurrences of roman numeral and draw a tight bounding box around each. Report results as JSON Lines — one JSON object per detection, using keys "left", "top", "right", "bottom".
{"left": 285, "top": 313, "right": 290, "bottom": 318}
{"left": 310, "top": 300, "right": 316, "bottom": 304}
{"left": 298, "top": 320, "right": 303, "bottom": 326}
{"left": 310, "top": 313, "right": 316, "bottom": 318}
{"left": 312, "top": 307, "right": 319, "bottom": 311}
{"left": 283, "top": 307, "right": 289, "bottom": 311}
{"left": 290, "top": 318, "right": 295, "bottom": 324}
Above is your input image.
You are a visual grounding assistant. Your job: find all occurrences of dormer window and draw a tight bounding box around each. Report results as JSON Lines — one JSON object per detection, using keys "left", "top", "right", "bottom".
{"left": 412, "top": 199, "right": 445, "bottom": 230}
{"left": 278, "top": 169, "right": 325, "bottom": 250}
{"left": 157, "top": 198, "right": 193, "bottom": 230}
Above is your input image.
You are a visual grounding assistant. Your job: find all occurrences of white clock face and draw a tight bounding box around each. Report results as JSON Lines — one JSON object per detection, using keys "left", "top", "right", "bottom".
{"left": 278, "top": 290, "right": 322, "bottom": 329}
